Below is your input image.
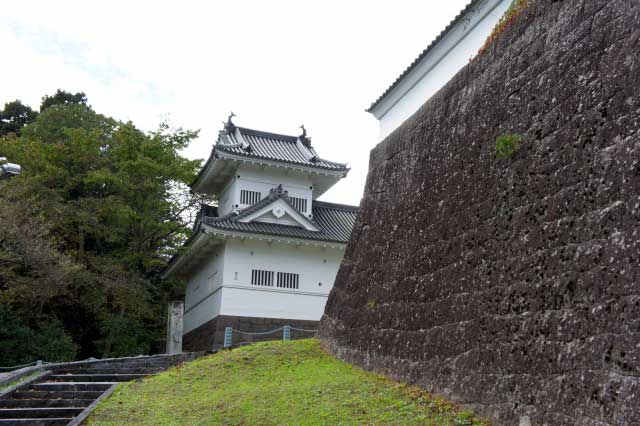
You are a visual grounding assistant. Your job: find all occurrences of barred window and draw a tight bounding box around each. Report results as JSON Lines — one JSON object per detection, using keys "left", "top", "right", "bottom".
{"left": 288, "top": 196, "right": 307, "bottom": 213}
{"left": 276, "top": 272, "right": 299, "bottom": 289}
{"left": 240, "top": 190, "right": 261, "bottom": 205}
{"left": 251, "top": 269, "right": 274, "bottom": 287}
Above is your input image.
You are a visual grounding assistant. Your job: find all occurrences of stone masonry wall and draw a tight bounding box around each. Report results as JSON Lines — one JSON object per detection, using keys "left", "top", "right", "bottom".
{"left": 320, "top": 1, "right": 640, "bottom": 425}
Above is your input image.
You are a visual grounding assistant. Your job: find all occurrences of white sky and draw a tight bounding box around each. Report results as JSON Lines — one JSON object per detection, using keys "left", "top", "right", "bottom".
{"left": 1, "top": 0, "right": 470, "bottom": 205}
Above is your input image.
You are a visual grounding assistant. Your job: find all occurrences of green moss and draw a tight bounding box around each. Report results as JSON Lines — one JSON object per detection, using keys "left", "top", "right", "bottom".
{"left": 495, "top": 134, "right": 522, "bottom": 159}
{"left": 367, "top": 299, "right": 377, "bottom": 309}
{"left": 87, "top": 339, "right": 488, "bottom": 426}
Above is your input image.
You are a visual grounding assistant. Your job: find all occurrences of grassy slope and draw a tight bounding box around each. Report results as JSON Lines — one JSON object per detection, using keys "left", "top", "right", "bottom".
{"left": 87, "top": 339, "right": 486, "bottom": 426}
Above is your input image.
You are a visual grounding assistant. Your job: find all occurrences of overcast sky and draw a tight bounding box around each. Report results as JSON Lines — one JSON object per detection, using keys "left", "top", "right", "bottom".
{"left": 1, "top": 0, "right": 470, "bottom": 205}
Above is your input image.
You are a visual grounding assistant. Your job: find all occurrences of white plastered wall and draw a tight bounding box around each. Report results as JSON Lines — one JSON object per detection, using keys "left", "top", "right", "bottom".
{"left": 217, "top": 163, "right": 314, "bottom": 218}
{"left": 183, "top": 238, "right": 346, "bottom": 333}
{"left": 373, "top": 0, "right": 513, "bottom": 140}
{"left": 220, "top": 238, "right": 344, "bottom": 320}
{"left": 183, "top": 245, "right": 225, "bottom": 333}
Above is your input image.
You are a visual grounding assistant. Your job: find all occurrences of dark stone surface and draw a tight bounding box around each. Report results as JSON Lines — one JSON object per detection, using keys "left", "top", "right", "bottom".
{"left": 319, "top": 1, "right": 640, "bottom": 425}
{"left": 183, "top": 315, "right": 319, "bottom": 351}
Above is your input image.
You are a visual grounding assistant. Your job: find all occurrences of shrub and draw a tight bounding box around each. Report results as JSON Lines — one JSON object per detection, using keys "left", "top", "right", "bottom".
{"left": 0, "top": 307, "right": 78, "bottom": 365}
{"left": 495, "top": 134, "right": 522, "bottom": 159}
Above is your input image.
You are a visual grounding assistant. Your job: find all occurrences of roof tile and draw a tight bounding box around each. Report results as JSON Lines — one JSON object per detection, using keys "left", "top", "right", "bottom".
{"left": 203, "top": 194, "right": 358, "bottom": 244}
{"left": 217, "top": 127, "right": 348, "bottom": 171}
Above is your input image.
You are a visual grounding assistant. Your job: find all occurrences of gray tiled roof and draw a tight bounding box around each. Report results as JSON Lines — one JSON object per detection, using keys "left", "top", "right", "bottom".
{"left": 217, "top": 127, "right": 348, "bottom": 171}
{"left": 163, "top": 193, "right": 358, "bottom": 277}
{"left": 367, "top": 0, "right": 482, "bottom": 112}
{"left": 203, "top": 193, "right": 357, "bottom": 244}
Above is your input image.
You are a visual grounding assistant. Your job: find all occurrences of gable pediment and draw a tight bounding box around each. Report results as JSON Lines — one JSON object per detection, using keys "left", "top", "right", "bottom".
{"left": 238, "top": 198, "right": 319, "bottom": 231}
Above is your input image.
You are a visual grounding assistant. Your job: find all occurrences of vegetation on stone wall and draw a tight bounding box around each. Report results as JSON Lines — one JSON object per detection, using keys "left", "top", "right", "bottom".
{"left": 495, "top": 134, "right": 522, "bottom": 159}
{"left": 0, "top": 92, "right": 203, "bottom": 364}
{"left": 478, "top": 0, "right": 529, "bottom": 56}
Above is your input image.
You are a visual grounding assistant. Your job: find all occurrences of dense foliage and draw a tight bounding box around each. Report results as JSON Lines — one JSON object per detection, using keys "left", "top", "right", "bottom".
{"left": 0, "top": 94, "right": 203, "bottom": 364}
{"left": 0, "top": 100, "right": 38, "bottom": 137}
{"left": 0, "top": 90, "right": 88, "bottom": 137}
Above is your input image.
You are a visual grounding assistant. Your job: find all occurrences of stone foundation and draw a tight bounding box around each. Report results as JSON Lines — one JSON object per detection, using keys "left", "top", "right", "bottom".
{"left": 183, "top": 315, "right": 319, "bottom": 351}
{"left": 320, "top": 0, "right": 640, "bottom": 425}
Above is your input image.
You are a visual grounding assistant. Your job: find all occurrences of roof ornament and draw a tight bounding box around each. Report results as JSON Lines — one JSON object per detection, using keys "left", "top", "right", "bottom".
{"left": 223, "top": 112, "right": 236, "bottom": 133}
{"left": 299, "top": 125, "right": 312, "bottom": 148}
{"left": 270, "top": 184, "right": 288, "bottom": 197}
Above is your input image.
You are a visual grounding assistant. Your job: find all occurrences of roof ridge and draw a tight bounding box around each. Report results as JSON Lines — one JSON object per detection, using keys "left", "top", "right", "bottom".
{"left": 313, "top": 200, "right": 359, "bottom": 211}
{"left": 310, "top": 156, "right": 348, "bottom": 167}
{"left": 237, "top": 126, "right": 298, "bottom": 142}
{"left": 214, "top": 146, "right": 349, "bottom": 170}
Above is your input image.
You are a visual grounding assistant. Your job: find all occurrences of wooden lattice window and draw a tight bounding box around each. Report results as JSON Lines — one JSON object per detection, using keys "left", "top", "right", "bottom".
{"left": 251, "top": 269, "right": 274, "bottom": 287}
{"left": 240, "top": 190, "right": 261, "bottom": 205}
{"left": 276, "top": 272, "right": 300, "bottom": 289}
{"left": 288, "top": 196, "right": 307, "bottom": 213}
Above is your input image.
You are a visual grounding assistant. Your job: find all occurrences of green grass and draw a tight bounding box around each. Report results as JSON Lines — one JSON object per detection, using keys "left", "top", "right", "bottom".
{"left": 0, "top": 371, "right": 42, "bottom": 393}
{"left": 87, "top": 339, "right": 487, "bottom": 426}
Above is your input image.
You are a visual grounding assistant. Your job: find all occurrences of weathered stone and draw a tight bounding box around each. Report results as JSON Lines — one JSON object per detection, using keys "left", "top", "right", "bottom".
{"left": 319, "top": 0, "right": 640, "bottom": 424}
{"left": 166, "top": 301, "right": 184, "bottom": 355}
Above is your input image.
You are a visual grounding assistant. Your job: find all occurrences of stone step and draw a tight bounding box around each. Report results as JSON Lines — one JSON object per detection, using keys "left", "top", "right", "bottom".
{"left": 0, "top": 419, "right": 72, "bottom": 426}
{"left": 30, "top": 382, "right": 113, "bottom": 392}
{"left": 52, "top": 367, "right": 162, "bottom": 375}
{"left": 0, "top": 354, "right": 201, "bottom": 426}
{"left": 0, "top": 399, "right": 93, "bottom": 409}
{"left": 49, "top": 374, "right": 149, "bottom": 383}
{"left": 0, "top": 407, "right": 83, "bottom": 419}
{"left": 72, "top": 358, "right": 189, "bottom": 369}
{"left": 75, "top": 362, "right": 178, "bottom": 371}
{"left": 11, "top": 390, "right": 104, "bottom": 400}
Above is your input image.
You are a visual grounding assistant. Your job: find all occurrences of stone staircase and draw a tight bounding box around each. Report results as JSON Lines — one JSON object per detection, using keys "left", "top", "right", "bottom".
{"left": 0, "top": 353, "right": 201, "bottom": 425}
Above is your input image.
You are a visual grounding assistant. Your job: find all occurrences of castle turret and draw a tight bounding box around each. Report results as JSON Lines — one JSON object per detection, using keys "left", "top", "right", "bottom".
{"left": 164, "top": 118, "right": 357, "bottom": 350}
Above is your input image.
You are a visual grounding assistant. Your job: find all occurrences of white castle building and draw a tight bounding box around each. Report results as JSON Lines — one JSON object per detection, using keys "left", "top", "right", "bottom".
{"left": 163, "top": 116, "right": 357, "bottom": 350}
{"left": 369, "top": 0, "right": 513, "bottom": 139}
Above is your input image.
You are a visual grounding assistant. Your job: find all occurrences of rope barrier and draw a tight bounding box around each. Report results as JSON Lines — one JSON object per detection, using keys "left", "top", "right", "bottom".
{"left": 230, "top": 326, "right": 285, "bottom": 335}
{"left": 223, "top": 325, "right": 319, "bottom": 348}
{"left": 289, "top": 327, "right": 318, "bottom": 333}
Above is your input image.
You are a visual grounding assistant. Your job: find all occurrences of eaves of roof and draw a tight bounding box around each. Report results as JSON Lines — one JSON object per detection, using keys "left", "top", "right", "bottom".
{"left": 366, "top": 0, "right": 483, "bottom": 113}
{"left": 202, "top": 196, "right": 357, "bottom": 244}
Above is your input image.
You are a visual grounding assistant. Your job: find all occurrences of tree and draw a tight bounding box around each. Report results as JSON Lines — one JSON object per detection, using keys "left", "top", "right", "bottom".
{"left": 0, "top": 307, "right": 78, "bottom": 366}
{"left": 40, "top": 89, "right": 88, "bottom": 112}
{"left": 0, "top": 184, "right": 80, "bottom": 364}
{"left": 0, "top": 101, "right": 203, "bottom": 359}
{"left": 0, "top": 100, "right": 38, "bottom": 137}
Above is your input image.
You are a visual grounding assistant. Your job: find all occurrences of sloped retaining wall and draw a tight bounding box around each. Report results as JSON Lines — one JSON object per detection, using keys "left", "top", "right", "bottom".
{"left": 320, "top": 1, "right": 640, "bottom": 425}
